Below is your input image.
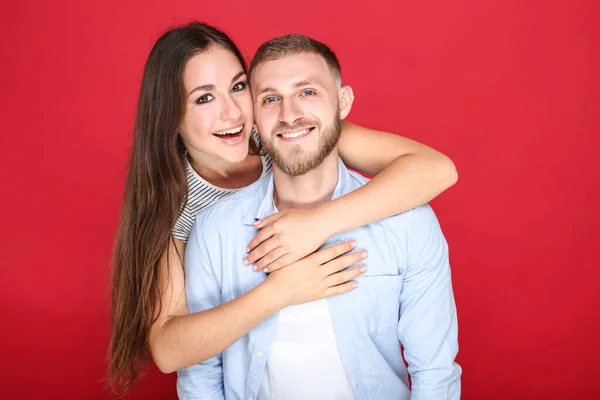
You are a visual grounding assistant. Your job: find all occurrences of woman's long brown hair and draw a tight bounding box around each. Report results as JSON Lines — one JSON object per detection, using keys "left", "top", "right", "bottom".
{"left": 107, "top": 22, "right": 247, "bottom": 395}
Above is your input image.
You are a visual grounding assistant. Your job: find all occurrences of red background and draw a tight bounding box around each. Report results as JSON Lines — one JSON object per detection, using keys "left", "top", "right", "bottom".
{"left": 1, "top": 0, "right": 598, "bottom": 399}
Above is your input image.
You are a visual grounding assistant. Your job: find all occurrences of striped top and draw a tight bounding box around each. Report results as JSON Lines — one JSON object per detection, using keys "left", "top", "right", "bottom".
{"left": 173, "top": 150, "right": 272, "bottom": 243}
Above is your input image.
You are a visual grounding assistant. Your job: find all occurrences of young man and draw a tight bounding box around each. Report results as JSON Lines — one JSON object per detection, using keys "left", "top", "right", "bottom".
{"left": 178, "top": 34, "right": 461, "bottom": 400}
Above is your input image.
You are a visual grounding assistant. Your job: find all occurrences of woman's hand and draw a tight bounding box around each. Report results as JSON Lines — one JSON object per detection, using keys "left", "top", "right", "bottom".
{"left": 265, "top": 240, "right": 368, "bottom": 308}
{"left": 244, "top": 207, "right": 334, "bottom": 272}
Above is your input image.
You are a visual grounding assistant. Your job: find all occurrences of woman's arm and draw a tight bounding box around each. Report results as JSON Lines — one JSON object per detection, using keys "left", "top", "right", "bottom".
{"left": 148, "top": 238, "right": 365, "bottom": 373}
{"left": 244, "top": 121, "right": 457, "bottom": 271}
{"left": 324, "top": 120, "right": 458, "bottom": 234}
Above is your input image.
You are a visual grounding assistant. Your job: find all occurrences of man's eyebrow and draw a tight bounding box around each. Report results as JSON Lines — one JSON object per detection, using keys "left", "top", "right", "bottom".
{"left": 188, "top": 71, "right": 247, "bottom": 96}
{"left": 293, "top": 80, "right": 313, "bottom": 88}
{"left": 255, "top": 79, "right": 321, "bottom": 97}
{"left": 256, "top": 86, "right": 276, "bottom": 96}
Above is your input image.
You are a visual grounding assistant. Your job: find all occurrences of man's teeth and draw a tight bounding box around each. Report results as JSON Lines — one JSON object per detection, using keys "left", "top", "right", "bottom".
{"left": 214, "top": 126, "right": 243, "bottom": 136}
{"left": 281, "top": 128, "right": 310, "bottom": 139}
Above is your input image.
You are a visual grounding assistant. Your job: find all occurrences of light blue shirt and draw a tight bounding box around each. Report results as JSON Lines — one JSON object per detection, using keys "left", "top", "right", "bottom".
{"left": 178, "top": 158, "right": 461, "bottom": 400}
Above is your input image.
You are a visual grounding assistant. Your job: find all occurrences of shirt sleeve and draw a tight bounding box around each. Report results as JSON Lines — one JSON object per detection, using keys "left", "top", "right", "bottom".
{"left": 396, "top": 205, "right": 461, "bottom": 400}
{"left": 176, "top": 219, "right": 225, "bottom": 400}
{"left": 172, "top": 209, "right": 192, "bottom": 243}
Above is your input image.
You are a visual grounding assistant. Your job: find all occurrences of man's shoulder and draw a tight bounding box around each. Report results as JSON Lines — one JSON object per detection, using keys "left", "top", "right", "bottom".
{"left": 345, "top": 168, "right": 371, "bottom": 187}
{"left": 376, "top": 204, "right": 443, "bottom": 250}
{"left": 382, "top": 203, "right": 438, "bottom": 228}
{"left": 343, "top": 168, "right": 437, "bottom": 227}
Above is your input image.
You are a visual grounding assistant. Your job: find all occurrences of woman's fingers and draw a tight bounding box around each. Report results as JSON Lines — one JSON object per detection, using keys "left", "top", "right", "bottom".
{"left": 261, "top": 253, "right": 294, "bottom": 273}
{"left": 309, "top": 241, "right": 357, "bottom": 265}
{"left": 252, "top": 211, "right": 285, "bottom": 229}
{"left": 325, "top": 264, "right": 367, "bottom": 287}
{"left": 254, "top": 246, "right": 287, "bottom": 271}
{"left": 244, "top": 231, "right": 277, "bottom": 265}
{"left": 323, "top": 280, "right": 361, "bottom": 298}
{"left": 321, "top": 249, "right": 368, "bottom": 276}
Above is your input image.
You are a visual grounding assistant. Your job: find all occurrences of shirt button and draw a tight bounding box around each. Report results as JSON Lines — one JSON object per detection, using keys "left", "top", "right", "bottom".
{"left": 257, "top": 351, "right": 264, "bottom": 358}
{"left": 248, "top": 398, "right": 253, "bottom": 400}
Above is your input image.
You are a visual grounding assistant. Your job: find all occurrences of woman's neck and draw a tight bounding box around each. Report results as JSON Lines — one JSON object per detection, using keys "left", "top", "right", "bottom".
{"left": 190, "top": 152, "right": 263, "bottom": 190}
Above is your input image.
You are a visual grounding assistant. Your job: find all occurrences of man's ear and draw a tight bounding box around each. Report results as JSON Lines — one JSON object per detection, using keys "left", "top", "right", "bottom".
{"left": 338, "top": 85, "right": 354, "bottom": 120}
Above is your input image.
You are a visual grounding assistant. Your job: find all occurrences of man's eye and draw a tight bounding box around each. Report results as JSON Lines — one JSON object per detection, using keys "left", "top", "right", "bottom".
{"left": 196, "top": 94, "right": 214, "bottom": 104}
{"left": 232, "top": 81, "right": 247, "bottom": 92}
{"left": 302, "top": 90, "right": 315, "bottom": 96}
{"left": 263, "top": 96, "right": 277, "bottom": 104}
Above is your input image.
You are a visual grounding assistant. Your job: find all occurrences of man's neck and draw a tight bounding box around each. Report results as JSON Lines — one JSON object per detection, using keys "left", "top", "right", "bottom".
{"left": 272, "top": 150, "right": 340, "bottom": 211}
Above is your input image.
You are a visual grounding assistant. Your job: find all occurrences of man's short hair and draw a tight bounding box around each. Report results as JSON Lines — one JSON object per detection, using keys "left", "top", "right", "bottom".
{"left": 249, "top": 34, "right": 342, "bottom": 83}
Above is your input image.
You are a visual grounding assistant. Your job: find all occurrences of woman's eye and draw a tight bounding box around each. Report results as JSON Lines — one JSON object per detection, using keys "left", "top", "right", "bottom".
{"left": 302, "top": 90, "right": 315, "bottom": 96}
{"left": 196, "top": 94, "right": 214, "bottom": 104}
{"left": 263, "top": 96, "right": 277, "bottom": 104}
{"left": 232, "top": 81, "right": 247, "bottom": 92}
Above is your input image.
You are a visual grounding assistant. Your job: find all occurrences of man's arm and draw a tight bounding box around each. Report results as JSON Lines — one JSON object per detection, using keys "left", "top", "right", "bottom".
{"left": 397, "top": 205, "right": 461, "bottom": 400}
{"left": 176, "top": 222, "right": 225, "bottom": 400}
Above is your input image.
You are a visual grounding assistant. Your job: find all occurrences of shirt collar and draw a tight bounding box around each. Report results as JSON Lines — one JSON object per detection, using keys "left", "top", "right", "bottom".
{"left": 241, "top": 174, "right": 277, "bottom": 225}
{"left": 241, "top": 157, "right": 349, "bottom": 225}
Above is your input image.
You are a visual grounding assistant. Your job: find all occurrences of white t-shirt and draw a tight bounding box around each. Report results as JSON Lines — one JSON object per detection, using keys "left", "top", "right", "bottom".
{"left": 258, "top": 299, "right": 356, "bottom": 399}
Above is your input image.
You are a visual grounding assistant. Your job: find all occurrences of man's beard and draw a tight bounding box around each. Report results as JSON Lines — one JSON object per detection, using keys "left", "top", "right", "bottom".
{"left": 261, "top": 108, "right": 341, "bottom": 177}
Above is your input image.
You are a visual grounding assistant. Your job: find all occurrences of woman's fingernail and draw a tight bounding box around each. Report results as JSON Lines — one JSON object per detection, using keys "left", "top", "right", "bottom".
{"left": 360, "top": 266, "right": 368, "bottom": 273}
{"left": 263, "top": 267, "right": 269, "bottom": 273}
{"left": 351, "top": 282, "right": 359, "bottom": 289}
{"left": 252, "top": 265, "right": 258, "bottom": 271}
{"left": 360, "top": 251, "right": 368, "bottom": 258}
{"left": 350, "top": 241, "right": 357, "bottom": 248}
{"left": 243, "top": 259, "right": 249, "bottom": 266}
{"left": 246, "top": 247, "right": 250, "bottom": 253}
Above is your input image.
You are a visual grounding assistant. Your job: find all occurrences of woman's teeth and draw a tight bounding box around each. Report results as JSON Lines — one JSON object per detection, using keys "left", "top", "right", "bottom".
{"left": 214, "top": 126, "right": 243, "bottom": 136}
{"left": 280, "top": 128, "right": 311, "bottom": 139}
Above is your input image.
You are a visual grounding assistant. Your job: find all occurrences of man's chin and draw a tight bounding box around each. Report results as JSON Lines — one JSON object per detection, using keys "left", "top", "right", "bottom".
{"left": 272, "top": 155, "right": 321, "bottom": 177}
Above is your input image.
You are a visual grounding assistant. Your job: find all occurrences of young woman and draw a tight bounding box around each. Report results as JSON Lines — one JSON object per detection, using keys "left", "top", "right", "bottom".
{"left": 108, "top": 22, "right": 458, "bottom": 394}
